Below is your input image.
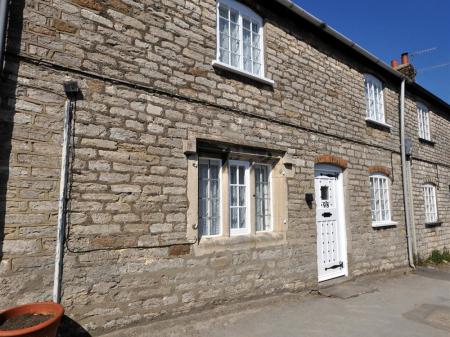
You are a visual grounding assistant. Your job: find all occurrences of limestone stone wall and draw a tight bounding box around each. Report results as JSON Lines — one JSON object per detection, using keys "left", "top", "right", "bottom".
{"left": 0, "top": 0, "right": 447, "bottom": 335}
{"left": 404, "top": 93, "right": 450, "bottom": 258}
{"left": 410, "top": 160, "right": 450, "bottom": 258}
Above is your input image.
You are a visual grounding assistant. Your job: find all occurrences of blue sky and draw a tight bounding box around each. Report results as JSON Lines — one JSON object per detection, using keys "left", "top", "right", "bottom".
{"left": 293, "top": 0, "right": 450, "bottom": 103}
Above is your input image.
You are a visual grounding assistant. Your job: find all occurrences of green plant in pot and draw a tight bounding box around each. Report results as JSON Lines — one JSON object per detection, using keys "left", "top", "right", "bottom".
{"left": 0, "top": 302, "right": 64, "bottom": 337}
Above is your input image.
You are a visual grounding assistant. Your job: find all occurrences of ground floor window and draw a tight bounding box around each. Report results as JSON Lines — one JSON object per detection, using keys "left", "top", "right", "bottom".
{"left": 255, "top": 164, "right": 271, "bottom": 232}
{"left": 369, "top": 173, "right": 392, "bottom": 226}
{"left": 198, "top": 158, "right": 221, "bottom": 236}
{"left": 229, "top": 160, "right": 250, "bottom": 235}
{"left": 198, "top": 158, "right": 274, "bottom": 238}
{"left": 423, "top": 183, "right": 438, "bottom": 223}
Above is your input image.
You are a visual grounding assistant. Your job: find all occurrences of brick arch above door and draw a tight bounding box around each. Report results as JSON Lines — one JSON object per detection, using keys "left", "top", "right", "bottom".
{"left": 314, "top": 154, "right": 348, "bottom": 169}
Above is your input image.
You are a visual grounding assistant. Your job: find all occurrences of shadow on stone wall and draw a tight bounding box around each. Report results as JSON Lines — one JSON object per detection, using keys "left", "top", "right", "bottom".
{"left": 59, "top": 316, "right": 93, "bottom": 337}
{"left": 0, "top": 0, "right": 24, "bottom": 269}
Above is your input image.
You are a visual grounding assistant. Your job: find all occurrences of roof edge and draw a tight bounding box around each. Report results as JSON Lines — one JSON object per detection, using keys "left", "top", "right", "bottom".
{"left": 273, "top": 0, "right": 450, "bottom": 111}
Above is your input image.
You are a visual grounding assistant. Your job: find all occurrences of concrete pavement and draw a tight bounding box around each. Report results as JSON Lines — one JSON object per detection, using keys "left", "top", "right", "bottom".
{"left": 101, "top": 268, "right": 450, "bottom": 337}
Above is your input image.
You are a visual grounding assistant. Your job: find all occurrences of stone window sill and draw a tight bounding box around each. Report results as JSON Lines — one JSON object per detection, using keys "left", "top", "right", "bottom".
{"left": 419, "top": 138, "right": 435, "bottom": 146}
{"left": 194, "top": 231, "right": 286, "bottom": 256}
{"left": 212, "top": 60, "right": 275, "bottom": 86}
{"left": 425, "top": 221, "right": 442, "bottom": 228}
{"left": 365, "top": 118, "right": 392, "bottom": 131}
{"left": 372, "top": 221, "right": 398, "bottom": 229}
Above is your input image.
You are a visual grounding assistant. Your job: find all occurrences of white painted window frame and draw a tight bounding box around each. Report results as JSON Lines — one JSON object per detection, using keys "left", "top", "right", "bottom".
{"left": 198, "top": 157, "right": 222, "bottom": 237}
{"left": 423, "top": 183, "right": 438, "bottom": 223}
{"left": 228, "top": 160, "right": 251, "bottom": 235}
{"left": 369, "top": 173, "right": 393, "bottom": 227}
{"left": 213, "top": 0, "right": 274, "bottom": 85}
{"left": 417, "top": 102, "right": 431, "bottom": 141}
{"left": 254, "top": 163, "right": 273, "bottom": 232}
{"left": 364, "top": 74, "right": 385, "bottom": 124}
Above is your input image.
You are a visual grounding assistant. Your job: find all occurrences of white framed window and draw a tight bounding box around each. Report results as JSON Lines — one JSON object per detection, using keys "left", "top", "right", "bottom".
{"left": 369, "top": 173, "right": 392, "bottom": 226}
{"left": 255, "top": 164, "right": 272, "bottom": 232}
{"left": 198, "top": 158, "right": 221, "bottom": 236}
{"left": 364, "top": 74, "right": 385, "bottom": 123}
{"left": 423, "top": 184, "right": 438, "bottom": 223}
{"left": 229, "top": 160, "right": 250, "bottom": 235}
{"left": 417, "top": 102, "right": 431, "bottom": 140}
{"left": 195, "top": 155, "right": 278, "bottom": 240}
{"left": 215, "top": 0, "right": 265, "bottom": 78}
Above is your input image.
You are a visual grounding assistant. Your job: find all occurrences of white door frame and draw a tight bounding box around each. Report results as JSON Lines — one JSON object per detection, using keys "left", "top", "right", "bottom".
{"left": 314, "top": 164, "right": 348, "bottom": 282}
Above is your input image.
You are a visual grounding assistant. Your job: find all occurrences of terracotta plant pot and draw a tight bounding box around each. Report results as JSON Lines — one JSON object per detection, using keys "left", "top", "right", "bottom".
{"left": 0, "top": 302, "right": 64, "bottom": 337}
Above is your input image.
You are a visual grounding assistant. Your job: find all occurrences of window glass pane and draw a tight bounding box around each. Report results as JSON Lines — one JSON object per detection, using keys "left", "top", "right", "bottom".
{"left": 220, "top": 48, "right": 230, "bottom": 64}
{"left": 239, "top": 207, "right": 246, "bottom": 228}
{"left": 210, "top": 164, "right": 219, "bottom": 179}
{"left": 243, "top": 28, "right": 252, "bottom": 72}
{"left": 230, "top": 37, "right": 239, "bottom": 54}
{"left": 251, "top": 22, "right": 258, "bottom": 33}
{"left": 230, "top": 22, "right": 239, "bottom": 39}
{"left": 199, "top": 164, "right": 208, "bottom": 180}
{"left": 253, "top": 62, "right": 261, "bottom": 75}
{"left": 211, "top": 216, "right": 219, "bottom": 235}
{"left": 230, "top": 10, "right": 239, "bottom": 23}
{"left": 239, "top": 186, "right": 245, "bottom": 206}
{"left": 239, "top": 166, "right": 245, "bottom": 184}
{"left": 243, "top": 19, "right": 251, "bottom": 30}
{"left": 211, "top": 180, "right": 219, "bottom": 199}
{"left": 231, "top": 207, "right": 238, "bottom": 229}
{"left": 256, "top": 198, "right": 262, "bottom": 216}
{"left": 230, "top": 166, "right": 237, "bottom": 184}
{"left": 199, "top": 178, "right": 207, "bottom": 199}
{"left": 230, "top": 54, "right": 239, "bottom": 67}
{"left": 252, "top": 32, "right": 260, "bottom": 46}
{"left": 219, "top": 5, "right": 228, "bottom": 18}
{"left": 211, "top": 198, "right": 218, "bottom": 218}
{"left": 199, "top": 217, "right": 206, "bottom": 236}
{"left": 231, "top": 186, "right": 237, "bottom": 206}
{"left": 252, "top": 47, "right": 260, "bottom": 60}
{"left": 199, "top": 195, "right": 206, "bottom": 218}
{"left": 219, "top": 18, "right": 229, "bottom": 44}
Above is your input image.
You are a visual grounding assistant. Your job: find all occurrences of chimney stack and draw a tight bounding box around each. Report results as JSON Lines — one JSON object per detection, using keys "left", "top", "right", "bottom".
{"left": 391, "top": 52, "right": 416, "bottom": 81}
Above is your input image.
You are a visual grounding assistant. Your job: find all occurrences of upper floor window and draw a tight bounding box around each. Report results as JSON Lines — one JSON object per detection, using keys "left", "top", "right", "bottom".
{"left": 216, "top": 0, "right": 264, "bottom": 77}
{"left": 364, "top": 74, "right": 385, "bottom": 123}
{"left": 369, "top": 173, "right": 391, "bottom": 226}
{"left": 423, "top": 183, "right": 438, "bottom": 223}
{"left": 417, "top": 102, "right": 431, "bottom": 141}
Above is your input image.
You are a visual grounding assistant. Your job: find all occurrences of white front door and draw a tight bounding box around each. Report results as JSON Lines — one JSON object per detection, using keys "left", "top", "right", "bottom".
{"left": 315, "top": 165, "right": 347, "bottom": 282}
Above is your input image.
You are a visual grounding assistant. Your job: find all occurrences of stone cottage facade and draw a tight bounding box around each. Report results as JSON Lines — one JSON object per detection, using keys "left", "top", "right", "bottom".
{"left": 0, "top": 0, "right": 449, "bottom": 335}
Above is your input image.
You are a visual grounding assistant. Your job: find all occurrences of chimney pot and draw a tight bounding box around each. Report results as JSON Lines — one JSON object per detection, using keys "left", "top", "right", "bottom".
{"left": 401, "top": 52, "right": 409, "bottom": 65}
{"left": 391, "top": 59, "right": 399, "bottom": 68}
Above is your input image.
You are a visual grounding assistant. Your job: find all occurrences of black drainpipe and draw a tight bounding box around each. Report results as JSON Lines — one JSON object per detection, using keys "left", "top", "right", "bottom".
{"left": 0, "top": 0, "right": 9, "bottom": 74}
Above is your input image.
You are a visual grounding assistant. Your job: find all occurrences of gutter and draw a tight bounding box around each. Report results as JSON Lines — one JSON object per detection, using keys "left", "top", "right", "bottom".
{"left": 0, "top": 0, "right": 9, "bottom": 74}
{"left": 53, "top": 81, "right": 79, "bottom": 303}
